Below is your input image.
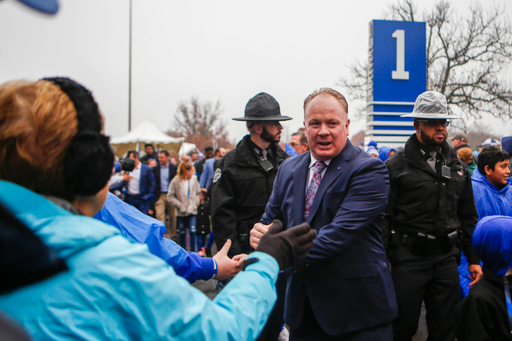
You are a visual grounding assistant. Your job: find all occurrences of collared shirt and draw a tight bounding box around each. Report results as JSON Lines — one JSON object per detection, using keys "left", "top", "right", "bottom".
{"left": 418, "top": 143, "right": 442, "bottom": 172}
{"left": 249, "top": 138, "right": 273, "bottom": 164}
{"left": 160, "top": 163, "right": 170, "bottom": 193}
{"left": 306, "top": 155, "right": 332, "bottom": 194}
{"left": 127, "top": 162, "right": 141, "bottom": 195}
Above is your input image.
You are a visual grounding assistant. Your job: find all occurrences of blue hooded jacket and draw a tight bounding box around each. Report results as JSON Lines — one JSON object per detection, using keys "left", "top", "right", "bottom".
{"left": 471, "top": 168, "right": 512, "bottom": 218}
{"left": 459, "top": 170, "right": 512, "bottom": 296}
{"left": 378, "top": 147, "right": 397, "bottom": 162}
{"left": 473, "top": 216, "right": 512, "bottom": 277}
{"left": 0, "top": 181, "right": 278, "bottom": 341}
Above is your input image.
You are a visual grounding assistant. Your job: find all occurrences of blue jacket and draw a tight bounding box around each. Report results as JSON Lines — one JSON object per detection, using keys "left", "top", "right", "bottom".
{"left": 284, "top": 143, "right": 298, "bottom": 157}
{"left": 458, "top": 169, "right": 512, "bottom": 296}
{"left": 472, "top": 168, "right": 512, "bottom": 218}
{"left": 0, "top": 181, "right": 278, "bottom": 341}
{"left": 199, "top": 157, "right": 216, "bottom": 188}
{"left": 126, "top": 163, "right": 155, "bottom": 201}
{"left": 95, "top": 192, "right": 215, "bottom": 283}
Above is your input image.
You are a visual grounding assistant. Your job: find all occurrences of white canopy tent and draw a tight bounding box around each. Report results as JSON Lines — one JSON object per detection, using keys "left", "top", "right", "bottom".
{"left": 179, "top": 142, "right": 198, "bottom": 157}
{"left": 110, "top": 120, "right": 184, "bottom": 158}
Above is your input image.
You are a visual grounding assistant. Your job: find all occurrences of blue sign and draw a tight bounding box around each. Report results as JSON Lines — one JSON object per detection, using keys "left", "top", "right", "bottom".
{"left": 372, "top": 20, "right": 426, "bottom": 103}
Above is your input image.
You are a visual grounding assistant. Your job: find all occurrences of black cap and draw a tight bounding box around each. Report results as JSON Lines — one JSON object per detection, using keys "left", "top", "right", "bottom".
{"left": 232, "top": 92, "right": 293, "bottom": 121}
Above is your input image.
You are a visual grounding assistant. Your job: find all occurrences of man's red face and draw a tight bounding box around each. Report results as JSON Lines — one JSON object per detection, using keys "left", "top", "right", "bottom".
{"left": 486, "top": 159, "right": 511, "bottom": 189}
{"left": 304, "top": 94, "right": 350, "bottom": 161}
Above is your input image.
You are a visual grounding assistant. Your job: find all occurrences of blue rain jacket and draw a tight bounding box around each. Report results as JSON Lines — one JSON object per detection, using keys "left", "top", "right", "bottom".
{"left": 473, "top": 216, "right": 512, "bottom": 277}
{"left": 0, "top": 181, "right": 278, "bottom": 341}
{"left": 459, "top": 170, "right": 512, "bottom": 296}
{"left": 471, "top": 168, "right": 512, "bottom": 218}
{"left": 95, "top": 192, "right": 214, "bottom": 283}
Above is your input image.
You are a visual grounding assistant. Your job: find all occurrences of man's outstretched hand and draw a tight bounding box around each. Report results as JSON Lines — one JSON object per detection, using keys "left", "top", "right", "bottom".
{"left": 213, "top": 240, "right": 241, "bottom": 281}
{"left": 256, "top": 220, "right": 317, "bottom": 270}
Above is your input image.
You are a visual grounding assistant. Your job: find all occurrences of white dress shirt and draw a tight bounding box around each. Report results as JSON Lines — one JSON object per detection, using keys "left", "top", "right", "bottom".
{"left": 126, "top": 162, "right": 141, "bottom": 195}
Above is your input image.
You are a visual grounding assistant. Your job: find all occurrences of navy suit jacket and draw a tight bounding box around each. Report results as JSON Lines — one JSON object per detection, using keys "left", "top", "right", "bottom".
{"left": 261, "top": 140, "right": 397, "bottom": 335}
{"left": 152, "top": 163, "right": 177, "bottom": 199}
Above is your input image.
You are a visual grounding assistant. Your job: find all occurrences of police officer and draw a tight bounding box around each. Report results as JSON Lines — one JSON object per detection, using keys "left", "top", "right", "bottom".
{"left": 383, "top": 91, "right": 483, "bottom": 341}
{"left": 211, "top": 92, "right": 292, "bottom": 257}
{"left": 211, "top": 92, "right": 291, "bottom": 341}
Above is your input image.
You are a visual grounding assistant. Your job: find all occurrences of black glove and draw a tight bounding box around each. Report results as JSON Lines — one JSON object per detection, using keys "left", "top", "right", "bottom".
{"left": 119, "top": 158, "right": 135, "bottom": 172}
{"left": 256, "top": 220, "right": 317, "bottom": 270}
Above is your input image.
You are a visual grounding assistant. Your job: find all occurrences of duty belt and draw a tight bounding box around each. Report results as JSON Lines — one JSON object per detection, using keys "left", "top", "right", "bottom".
{"left": 395, "top": 230, "right": 457, "bottom": 257}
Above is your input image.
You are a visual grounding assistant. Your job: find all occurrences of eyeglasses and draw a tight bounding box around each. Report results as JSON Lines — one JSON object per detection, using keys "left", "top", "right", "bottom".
{"left": 289, "top": 142, "right": 301, "bottom": 147}
{"left": 416, "top": 119, "right": 450, "bottom": 127}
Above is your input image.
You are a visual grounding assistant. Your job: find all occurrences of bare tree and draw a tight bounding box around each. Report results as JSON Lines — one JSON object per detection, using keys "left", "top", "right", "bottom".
{"left": 167, "top": 97, "right": 234, "bottom": 152}
{"left": 338, "top": 0, "right": 512, "bottom": 125}
{"left": 350, "top": 130, "right": 366, "bottom": 147}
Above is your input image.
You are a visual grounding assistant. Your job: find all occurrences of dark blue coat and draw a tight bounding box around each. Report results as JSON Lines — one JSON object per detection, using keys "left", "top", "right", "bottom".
{"left": 261, "top": 140, "right": 397, "bottom": 336}
{"left": 136, "top": 164, "right": 156, "bottom": 201}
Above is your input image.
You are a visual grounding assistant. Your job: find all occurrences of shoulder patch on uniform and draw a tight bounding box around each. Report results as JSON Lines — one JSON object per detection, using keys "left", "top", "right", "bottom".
{"left": 213, "top": 168, "right": 222, "bottom": 183}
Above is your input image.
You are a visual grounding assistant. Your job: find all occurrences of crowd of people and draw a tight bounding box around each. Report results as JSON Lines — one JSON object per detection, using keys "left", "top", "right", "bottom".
{"left": 0, "top": 77, "right": 511, "bottom": 341}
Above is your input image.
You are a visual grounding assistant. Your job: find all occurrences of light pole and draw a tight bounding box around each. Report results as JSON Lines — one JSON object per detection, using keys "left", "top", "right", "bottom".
{"left": 128, "top": 0, "right": 133, "bottom": 131}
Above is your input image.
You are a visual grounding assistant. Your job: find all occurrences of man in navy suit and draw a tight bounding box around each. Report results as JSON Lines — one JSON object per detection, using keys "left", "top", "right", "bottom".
{"left": 152, "top": 150, "right": 178, "bottom": 237}
{"left": 251, "top": 88, "right": 397, "bottom": 340}
{"left": 124, "top": 150, "right": 156, "bottom": 215}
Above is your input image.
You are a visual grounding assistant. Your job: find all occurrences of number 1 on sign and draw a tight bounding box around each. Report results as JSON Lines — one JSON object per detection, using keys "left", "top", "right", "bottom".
{"left": 392, "top": 29, "right": 409, "bottom": 80}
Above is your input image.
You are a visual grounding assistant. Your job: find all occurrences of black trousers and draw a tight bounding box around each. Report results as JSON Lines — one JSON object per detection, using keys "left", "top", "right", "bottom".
{"left": 390, "top": 245, "right": 459, "bottom": 341}
{"left": 289, "top": 296, "right": 393, "bottom": 341}
{"left": 256, "top": 272, "right": 287, "bottom": 341}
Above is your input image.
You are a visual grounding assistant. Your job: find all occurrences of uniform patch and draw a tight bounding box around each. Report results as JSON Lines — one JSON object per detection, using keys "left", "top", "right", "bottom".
{"left": 213, "top": 168, "right": 222, "bottom": 183}
{"left": 457, "top": 170, "right": 464, "bottom": 176}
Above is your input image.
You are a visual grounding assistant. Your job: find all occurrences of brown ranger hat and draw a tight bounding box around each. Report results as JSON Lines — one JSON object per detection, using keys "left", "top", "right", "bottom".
{"left": 452, "top": 133, "right": 468, "bottom": 142}
{"left": 232, "top": 92, "right": 293, "bottom": 121}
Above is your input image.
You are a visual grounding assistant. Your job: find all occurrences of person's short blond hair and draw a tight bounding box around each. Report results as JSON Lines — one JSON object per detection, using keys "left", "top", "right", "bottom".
{"left": 303, "top": 88, "right": 349, "bottom": 121}
{"left": 457, "top": 146, "right": 473, "bottom": 164}
{"left": 0, "top": 80, "right": 78, "bottom": 201}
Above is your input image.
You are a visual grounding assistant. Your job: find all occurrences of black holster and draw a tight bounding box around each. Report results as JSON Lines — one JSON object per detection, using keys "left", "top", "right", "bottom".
{"left": 237, "top": 222, "right": 250, "bottom": 247}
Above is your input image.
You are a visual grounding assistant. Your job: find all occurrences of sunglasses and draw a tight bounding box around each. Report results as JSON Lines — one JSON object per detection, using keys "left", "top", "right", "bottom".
{"left": 416, "top": 119, "right": 450, "bottom": 127}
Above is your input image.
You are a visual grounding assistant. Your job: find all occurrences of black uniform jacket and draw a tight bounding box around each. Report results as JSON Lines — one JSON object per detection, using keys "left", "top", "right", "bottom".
{"left": 196, "top": 200, "right": 211, "bottom": 236}
{"left": 211, "top": 135, "right": 289, "bottom": 257}
{"left": 456, "top": 267, "right": 512, "bottom": 341}
{"left": 383, "top": 134, "right": 480, "bottom": 264}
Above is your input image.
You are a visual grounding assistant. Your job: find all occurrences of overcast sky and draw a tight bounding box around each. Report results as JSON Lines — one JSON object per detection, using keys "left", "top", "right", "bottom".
{"left": 1, "top": 0, "right": 510, "bottom": 145}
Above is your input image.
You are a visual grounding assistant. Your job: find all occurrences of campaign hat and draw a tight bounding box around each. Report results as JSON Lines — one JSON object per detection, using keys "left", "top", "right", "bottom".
{"left": 401, "top": 91, "right": 461, "bottom": 120}
{"left": 232, "top": 92, "right": 292, "bottom": 121}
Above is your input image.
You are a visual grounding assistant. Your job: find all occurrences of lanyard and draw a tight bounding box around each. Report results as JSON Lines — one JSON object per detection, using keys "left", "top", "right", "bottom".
{"left": 187, "top": 180, "right": 190, "bottom": 199}
{"left": 503, "top": 276, "right": 512, "bottom": 335}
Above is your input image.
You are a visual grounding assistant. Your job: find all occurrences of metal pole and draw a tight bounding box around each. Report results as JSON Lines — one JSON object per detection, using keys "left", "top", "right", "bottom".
{"left": 128, "top": 0, "right": 132, "bottom": 131}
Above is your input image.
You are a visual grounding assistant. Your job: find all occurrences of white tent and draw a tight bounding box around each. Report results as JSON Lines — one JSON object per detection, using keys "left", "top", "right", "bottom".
{"left": 179, "top": 142, "right": 197, "bottom": 157}
{"left": 110, "top": 120, "right": 184, "bottom": 158}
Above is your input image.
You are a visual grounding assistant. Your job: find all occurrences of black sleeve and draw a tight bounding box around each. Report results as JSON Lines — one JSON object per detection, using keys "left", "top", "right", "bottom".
{"left": 211, "top": 159, "right": 242, "bottom": 257}
{"left": 456, "top": 293, "right": 497, "bottom": 341}
{"left": 382, "top": 160, "right": 397, "bottom": 250}
{"left": 457, "top": 169, "right": 480, "bottom": 265}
